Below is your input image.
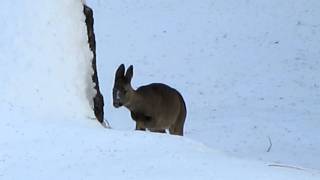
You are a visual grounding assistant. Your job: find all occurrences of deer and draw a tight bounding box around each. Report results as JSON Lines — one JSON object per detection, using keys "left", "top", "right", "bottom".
{"left": 112, "top": 64, "right": 187, "bottom": 136}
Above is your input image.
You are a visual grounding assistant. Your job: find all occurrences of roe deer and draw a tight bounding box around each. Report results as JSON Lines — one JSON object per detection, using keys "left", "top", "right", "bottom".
{"left": 112, "top": 64, "right": 187, "bottom": 136}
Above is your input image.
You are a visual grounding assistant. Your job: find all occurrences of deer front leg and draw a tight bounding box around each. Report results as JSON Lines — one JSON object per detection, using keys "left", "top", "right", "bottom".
{"left": 131, "top": 111, "right": 146, "bottom": 131}
{"left": 135, "top": 121, "right": 146, "bottom": 131}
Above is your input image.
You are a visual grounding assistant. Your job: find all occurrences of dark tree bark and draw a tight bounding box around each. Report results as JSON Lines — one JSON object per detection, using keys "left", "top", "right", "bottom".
{"left": 83, "top": 4, "right": 105, "bottom": 124}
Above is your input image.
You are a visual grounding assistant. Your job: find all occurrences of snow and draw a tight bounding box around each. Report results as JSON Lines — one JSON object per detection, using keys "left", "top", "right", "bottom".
{"left": 0, "top": 0, "right": 320, "bottom": 179}
{"left": 0, "top": 0, "right": 95, "bottom": 124}
{"left": 2, "top": 125, "right": 318, "bottom": 180}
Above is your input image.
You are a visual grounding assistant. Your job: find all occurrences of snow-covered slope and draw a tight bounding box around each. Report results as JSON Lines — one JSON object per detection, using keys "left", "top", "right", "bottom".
{"left": 2, "top": 125, "right": 320, "bottom": 180}
{"left": 88, "top": 0, "right": 320, "bottom": 170}
{"left": 0, "top": 0, "right": 319, "bottom": 179}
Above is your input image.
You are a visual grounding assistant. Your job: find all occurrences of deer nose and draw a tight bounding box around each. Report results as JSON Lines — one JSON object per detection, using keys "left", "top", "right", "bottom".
{"left": 113, "top": 101, "right": 122, "bottom": 108}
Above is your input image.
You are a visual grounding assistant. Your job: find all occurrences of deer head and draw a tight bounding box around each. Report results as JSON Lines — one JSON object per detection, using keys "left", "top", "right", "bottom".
{"left": 112, "top": 64, "right": 134, "bottom": 108}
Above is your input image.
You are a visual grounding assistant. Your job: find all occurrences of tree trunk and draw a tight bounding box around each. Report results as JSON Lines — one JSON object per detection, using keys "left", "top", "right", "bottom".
{"left": 83, "top": 4, "right": 105, "bottom": 125}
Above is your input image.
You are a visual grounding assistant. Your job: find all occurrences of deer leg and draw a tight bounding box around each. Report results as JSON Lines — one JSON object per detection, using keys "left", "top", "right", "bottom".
{"left": 169, "top": 127, "right": 175, "bottom": 135}
{"left": 169, "top": 126, "right": 182, "bottom": 136}
{"left": 135, "top": 121, "right": 146, "bottom": 131}
{"left": 169, "top": 120, "right": 184, "bottom": 136}
{"left": 149, "top": 129, "right": 166, "bottom": 134}
{"left": 175, "top": 120, "right": 184, "bottom": 136}
{"left": 131, "top": 111, "right": 146, "bottom": 131}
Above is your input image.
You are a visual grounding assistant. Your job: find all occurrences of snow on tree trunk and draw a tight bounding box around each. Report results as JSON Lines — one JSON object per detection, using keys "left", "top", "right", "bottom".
{"left": 83, "top": 4, "right": 105, "bottom": 125}
{"left": 0, "top": 0, "right": 98, "bottom": 125}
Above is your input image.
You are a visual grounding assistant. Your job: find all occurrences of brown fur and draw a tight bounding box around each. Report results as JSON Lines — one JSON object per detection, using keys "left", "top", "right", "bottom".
{"left": 112, "top": 64, "right": 187, "bottom": 136}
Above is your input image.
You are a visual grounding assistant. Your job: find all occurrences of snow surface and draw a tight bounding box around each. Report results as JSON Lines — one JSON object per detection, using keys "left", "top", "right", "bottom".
{"left": 0, "top": 0, "right": 320, "bottom": 179}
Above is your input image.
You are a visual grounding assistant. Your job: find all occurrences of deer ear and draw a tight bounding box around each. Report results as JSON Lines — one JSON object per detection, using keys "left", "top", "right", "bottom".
{"left": 125, "top": 65, "right": 133, "bottom": 83}
{"left": 115, "top": 64, "right": 125, "bottom": 79}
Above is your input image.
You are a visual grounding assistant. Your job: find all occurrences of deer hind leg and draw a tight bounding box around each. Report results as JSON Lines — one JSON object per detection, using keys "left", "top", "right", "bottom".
{"left": 170, "top": 99, "right": 187, "bottom": 136}
{"left": 169, "top": 114, "right": 186, "bottom": 136}
{"left": 169, "top": 122, "right": 183, "bottom": 136}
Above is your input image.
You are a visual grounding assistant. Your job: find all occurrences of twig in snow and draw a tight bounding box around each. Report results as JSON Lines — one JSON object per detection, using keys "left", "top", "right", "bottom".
{"left": 102, "top": 119, "right": 112, "bottom": 129}
{"left": 268, "top": 164, "right": 305, "bottom": 171}
{"left": 88, "top": 116, "right": 96, "bottom": 120}
{"left": 87, "top": 116, "right": 112, "bottom": 129}
{"left": 266, "top": 136, "right": 272, "bottom": 152}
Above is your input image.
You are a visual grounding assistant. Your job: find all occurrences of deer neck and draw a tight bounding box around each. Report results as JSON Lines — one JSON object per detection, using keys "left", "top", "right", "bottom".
{"left": 124, "top": 89, "right": 143, "bottom": 112}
